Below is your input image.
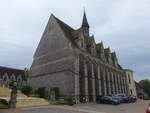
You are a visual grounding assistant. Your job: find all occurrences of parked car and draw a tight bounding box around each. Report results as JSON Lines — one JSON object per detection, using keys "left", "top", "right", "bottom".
{"left": 144, "top": 96, "right": 150, "bottom": 100}
{"left": 146, "top": 104, "right": 150, "bottom": 113}
{"left": 112, "top": 94, "right": 124, "bottom": 103}
{"left": 128, "top": 95, "right": 137, "bottom": 102}
{"left": 114, "top": 94, "right": 129, "bottom": 103}
{"left": 96, "top": 95, "right": 102, "bottom": 102}
{"left": 97, "top": 96, "right": 120, "bottom": 105}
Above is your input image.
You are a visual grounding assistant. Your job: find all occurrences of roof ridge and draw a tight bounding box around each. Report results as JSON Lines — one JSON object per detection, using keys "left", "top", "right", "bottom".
{"left": 0, "top": 66, "right": 24, "bottom": 71}
{"left": 52, "top": 15, "right": 77, "bottom": 47}
{"left": 53, "top": 15, "right": 74, "bottom": 31}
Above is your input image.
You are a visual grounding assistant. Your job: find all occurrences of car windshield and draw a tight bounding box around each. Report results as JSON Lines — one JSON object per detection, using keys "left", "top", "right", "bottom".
{"left": 112, "top": 96, "right": 119, "bottom": 99}
{"left": 118, "top": 95, "right": 124, "bottom": 97}
{"left": 104, "top": 96, "right": 112, "bottom": 99}
{"left": 112, "top": 95, "right": 118, "bottom": 97}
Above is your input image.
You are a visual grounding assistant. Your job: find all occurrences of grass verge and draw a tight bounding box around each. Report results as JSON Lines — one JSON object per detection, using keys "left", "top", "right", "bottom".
{"left": 46, "top": 99, "right": 68, "bottom": 105}
{"left": 0, "top": 103, "right": 8, "bottom": 109}
{"left": 55, "top": 99, "right": 68, "bottom": 104}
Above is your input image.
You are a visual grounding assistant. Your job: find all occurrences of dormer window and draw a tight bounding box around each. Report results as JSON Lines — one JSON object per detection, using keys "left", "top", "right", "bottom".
{"left": 97, "top": 51, "right": 101, "bottom": 57}
{"left": 74, "top": 37, "right": 84, "bottom": 48}
{"left": 108, "top": 54, "right": 111, "bottom": 61}
{"left": 114, "top": 58, "right": 118, "bottom": 67}
{"left": 74, "top": 37, "right": 80, "bottom": 42}
{"left": 86, "top": 44, "right": 91, "bottom": 53}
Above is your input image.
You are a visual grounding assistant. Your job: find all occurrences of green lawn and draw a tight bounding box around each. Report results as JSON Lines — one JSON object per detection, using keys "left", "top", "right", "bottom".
{"left": 46, "top": 99, "right": 68, "bottom": 104}
{"left": 29, "top": 93, "right": 40, "bottom": 98}
{"left": 0, "top": 103, "right": 7, "bottom": 109}
{"left": 55, "top": 99, "right": 68, "bottom": 104}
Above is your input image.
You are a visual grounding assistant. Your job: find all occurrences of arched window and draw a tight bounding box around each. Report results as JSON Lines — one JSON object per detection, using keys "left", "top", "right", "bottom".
{"left": 81, "top": 39, "right": 84, "bottom": 48}
{"left": 86, "top": 44, "right": 91, "bottom": 53}
{"left": 17, "top": 75, "right": 22, "bottom": 88}
{"left": 0, "top": 74, "right": 2, "bottom": 84}
{"left": 128, "top": 74, "right": 131, "bottom": 84}
{"left": 2, "top": 73, "right": 9, "bottom": 86}
{"left": 10, "top": 74, "right": 16, "bottom": 82}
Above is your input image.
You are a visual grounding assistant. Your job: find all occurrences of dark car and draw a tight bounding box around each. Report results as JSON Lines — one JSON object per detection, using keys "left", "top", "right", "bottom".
{"left": 112, "top": 94, "right": 124, "bottom": 103}
{"left": 96, "top": 95, "right": 103, "bottom": 102}
{"left": 114, "top": 94, "right": 129, "bottom": 103}
{"left": 144, "top": 96, "right": 150, "bottom": 100}
{"left": 128, "top": 95, "right": 137, "bottom": 102}
{"left": 97, "top": 96, "right": 120, "bottom": 105}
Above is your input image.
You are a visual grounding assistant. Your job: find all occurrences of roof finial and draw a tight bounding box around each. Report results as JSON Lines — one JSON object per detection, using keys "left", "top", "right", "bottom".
{"left": 108, "top": 46, "right": 111, "bottom": 52}
{"left": 83, "top": 7, "right": 85, "bottom": 13}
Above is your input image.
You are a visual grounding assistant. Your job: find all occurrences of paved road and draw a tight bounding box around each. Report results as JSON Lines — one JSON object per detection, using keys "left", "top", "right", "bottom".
{"left": 74, "top": 100, "right": 150, "bottom": 113}
{"left": 22, "top": 107, "right": 82, "bottom": 113}
{"left": 0, "top": 100, "right": 149, "bottom": 113}
{"left": 0, "top": 107, "right": 84, "bottom": 113}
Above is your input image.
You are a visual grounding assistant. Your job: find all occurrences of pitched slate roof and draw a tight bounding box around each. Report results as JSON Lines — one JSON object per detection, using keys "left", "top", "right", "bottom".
{"left": 54, "top": 15, "right": 74, "bottom": 38}
{"left": 72, "top": 28, "right": 82, "bottom": 37}
{"left": 111, "top": 52, "right": 116, "bottom": 57}
{"left": 96, "top": 42, "right": 104, "bottom": 50}
{"left": 0, "top": 66, "right": 25, "bottom": 79}
{"left": 118, "top": 64, "right": 123, "bottom": 69}
{"left": 85, "top": 37, "right": 92, "bottom": 45}
{"left": 53, "top": 15, "right": 76, "bottom": 42}
{"left": 53, "top": 14, "right": 92, "bottom": 47}
{"left": 51, "top": 14, "right": 124, "bottom": 70}
{"left": 104, "top": 47, "right": 111, "bottom": 54}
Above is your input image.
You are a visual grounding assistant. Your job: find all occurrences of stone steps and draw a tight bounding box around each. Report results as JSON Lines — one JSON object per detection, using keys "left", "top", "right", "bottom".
{"left": 0, "top": 86, "right": 50, "bottom": 107}
{"left": 16, "top": 97, "right": 50, "bottom": 107}
{"left": 0, "top": 86, "right": 27, "bottom": 98}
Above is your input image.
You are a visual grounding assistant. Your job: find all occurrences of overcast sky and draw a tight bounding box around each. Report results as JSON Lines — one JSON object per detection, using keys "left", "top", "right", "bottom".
{"left": 0, "top": 0, "right": 150, "bottom": 81}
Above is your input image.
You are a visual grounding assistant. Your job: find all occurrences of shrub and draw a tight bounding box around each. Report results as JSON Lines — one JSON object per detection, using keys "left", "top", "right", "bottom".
{"left": 29, "top": 93, "right": 39, "bottom": 98}
{"left": 55, "top": 99, "right": 68, "bottom": 104}
{"left": 9, "top": 81, "right": 14, "bottom": 88}
{"left": 0, "top": 99, "right": 8, "bottom": 105}
{"left": 21, "top": 85, "right": 33, "bottom": 96}
{"left": 0, "top": 99, "right": 9, "bottom": 109}
{"left": 65, "top": 96, "right": 74, "bottom": 105}
{"left": 53, "top": 88, "right": 59, "bottom": 98}
{"left": 35, "top": 87, "right": 45, "bottom": 98}
{"left": 50, "top": 87, "right": 60, "bottom": 99}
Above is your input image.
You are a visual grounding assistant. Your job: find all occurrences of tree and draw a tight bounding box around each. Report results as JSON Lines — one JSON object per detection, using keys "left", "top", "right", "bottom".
{"left": 139, "top": 79, "right": 150, "bottom": 97}
{"left": 21, "top": 85, "right": 33, "bottom": 96}
{"left": 35, "top": 87, "right": 45, "bottom": 98}
{"left": 24, "top": 68, "right": 29, "bottom": 80}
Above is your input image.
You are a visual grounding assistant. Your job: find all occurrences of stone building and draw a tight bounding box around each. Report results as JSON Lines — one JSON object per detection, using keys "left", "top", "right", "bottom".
{"left": 29, "top": 12, "right": 130, "bottom": 103}
{"left": 0, "top": 66, "right": 27, "bottom": 88}
{"left": 124, "top": 69, "right": 137, "bottom": 96}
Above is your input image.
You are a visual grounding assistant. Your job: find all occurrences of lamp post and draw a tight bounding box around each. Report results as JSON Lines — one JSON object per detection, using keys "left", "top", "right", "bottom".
{"left": 9, "top": 81, "right": 17, "bottom": 108}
